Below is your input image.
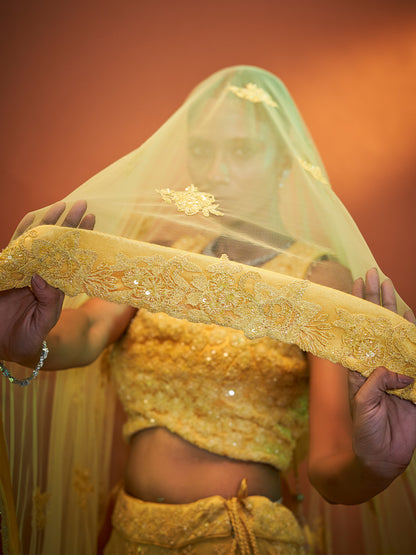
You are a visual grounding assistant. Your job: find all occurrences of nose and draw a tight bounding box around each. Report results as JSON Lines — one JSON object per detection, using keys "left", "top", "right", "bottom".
{"left": 206, "top": 150, "right": 230, "bottom": 186}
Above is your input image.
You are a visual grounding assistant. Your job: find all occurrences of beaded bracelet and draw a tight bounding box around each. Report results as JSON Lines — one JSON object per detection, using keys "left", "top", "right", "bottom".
{"left": 0, "top": 341, "right": 49, "bottom": 386}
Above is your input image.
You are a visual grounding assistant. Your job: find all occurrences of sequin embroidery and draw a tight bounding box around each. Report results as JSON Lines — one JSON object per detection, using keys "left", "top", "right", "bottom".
{"left": 157, "top": 185, "right": 224, "bottom": 217}
{"left": 228, "top": 83, "right": 278, "bottom": 108}
{"left": 0, "top": 226, "right": 415, "bottom": 402}
{"left": 297, "top": 158, "right": 329, "bottom": 186}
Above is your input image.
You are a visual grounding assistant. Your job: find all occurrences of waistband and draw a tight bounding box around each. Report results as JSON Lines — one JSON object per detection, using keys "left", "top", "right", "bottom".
{"left": 111, "top": 481, "right": 305, "bottom": 551}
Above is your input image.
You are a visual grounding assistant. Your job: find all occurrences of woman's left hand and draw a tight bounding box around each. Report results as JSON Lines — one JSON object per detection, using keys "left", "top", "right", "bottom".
{"left": 14, "top": 199, "right": 95, "bottom": 237}
{"left": 349, "top": 269, "right": 416, "bottom": 480}
{"left": 0, "top": 200, "right": 96, "bottom": 366}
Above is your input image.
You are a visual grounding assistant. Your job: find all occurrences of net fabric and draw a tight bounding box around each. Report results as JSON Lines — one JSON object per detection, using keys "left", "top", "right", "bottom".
{"left": 11, "top": 66, "right": 385, "bottom": 279}
{"left": 0, "top": 65, "right": 415, "bottom": 553}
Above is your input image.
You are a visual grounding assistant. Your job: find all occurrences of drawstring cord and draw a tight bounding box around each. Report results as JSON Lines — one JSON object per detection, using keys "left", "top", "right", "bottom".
{"left": 225, "top": 479, "right": 259, "bottom": 555}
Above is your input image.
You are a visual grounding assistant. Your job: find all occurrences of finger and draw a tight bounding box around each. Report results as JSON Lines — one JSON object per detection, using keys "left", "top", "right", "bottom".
{"left": 13, "top": 202, "right": 67, "bottom": 239}
{"left": 365, "top": 268, "right": 381, "bottom": 305}
{"left": 356, "top": 367, "right": 414, "bottom": 407}
{"left": 404, "top": 309, "right": 416, "bottom": 324}
{"left": 352, "top": 277, "right": 365, "bottom": 298}
{"left": 78, "top": 213, "right": 96, "bottom": 230}
{"left": 61, "top": 200, "right": 88, "bottom": 228}
{"left": 40, "top": 202, "right": 66, "bottom": 225}
{"left": 31, "top": 274, "right": 65, "bottom": 333}
{"left": 348, "top": 369, "right": 366, "bottom": 402}
{"left": 371, "top": 366, "right": 414, "bottom": 390}
{"left": 14, "top": 211, "right": 35, "bottom": 237}
{"left": 380, "top": 279, "right": 397, "bottom": 313}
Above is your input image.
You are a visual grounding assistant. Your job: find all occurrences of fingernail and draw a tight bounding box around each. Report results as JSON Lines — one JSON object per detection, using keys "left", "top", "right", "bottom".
{"left": 32, "top": 274, "right": 46, "bottom": 288}
{"left": 398, "top": 374, "right": 414, "bottom": 386}
{"left": 404, "top": 309, "right": 416, "bottom": 324}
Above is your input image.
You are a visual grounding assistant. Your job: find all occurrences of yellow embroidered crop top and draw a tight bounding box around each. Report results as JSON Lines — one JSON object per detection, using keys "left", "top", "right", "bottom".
{"left": 110, "top": 239, "right": 326, "bottom": 471}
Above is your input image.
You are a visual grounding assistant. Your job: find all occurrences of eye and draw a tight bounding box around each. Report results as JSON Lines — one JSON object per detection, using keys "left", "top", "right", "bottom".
{"left": 229, "top": 139, "right": 261, "bottom": 159}
{"left": 189, "top": 140, "right": 213, "bottom": 160}
{"left": 233, "top": 145, "right": 253, "bottom": 158}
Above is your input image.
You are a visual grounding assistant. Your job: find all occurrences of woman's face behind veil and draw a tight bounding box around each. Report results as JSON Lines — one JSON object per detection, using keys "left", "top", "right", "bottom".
{"left": 187, "top": 97, "right": 286, "bottom": 223}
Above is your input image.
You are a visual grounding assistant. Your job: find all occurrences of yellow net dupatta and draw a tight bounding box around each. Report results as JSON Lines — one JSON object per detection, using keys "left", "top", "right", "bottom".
{"left": 1, "top": 65, "right": 415, "bottom": 553}
{"left": 1, "top": 225, "right": 415, "bottom": 402}
{"left": 0, "top": 414, "right": 20, "bottom": 555}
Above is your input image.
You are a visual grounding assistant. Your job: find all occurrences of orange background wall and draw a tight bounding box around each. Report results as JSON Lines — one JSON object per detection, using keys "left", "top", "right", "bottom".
{"left": 1, "top": 0, "right": 415, "bottom": 309}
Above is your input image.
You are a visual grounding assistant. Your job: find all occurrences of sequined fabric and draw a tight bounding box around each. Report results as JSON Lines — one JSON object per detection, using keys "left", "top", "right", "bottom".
{"left": 111, "top": 308, "right": 309, "bottom": 471}
{"left": 104, "top": 488, "right": 305, "bottom": 554}
{"left": 110, "top": 239, "right": 318, "bottom": 472}
{"left": 1, "top": 226, "right": 415, "bottom": 403}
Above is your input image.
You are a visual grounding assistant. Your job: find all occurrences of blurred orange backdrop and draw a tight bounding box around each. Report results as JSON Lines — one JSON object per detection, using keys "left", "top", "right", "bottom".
{"left": 1, "top": 0, "right": 415, "bottom": 314}
{"left": 1, "top": 2, "right": 416, "bottom": 552}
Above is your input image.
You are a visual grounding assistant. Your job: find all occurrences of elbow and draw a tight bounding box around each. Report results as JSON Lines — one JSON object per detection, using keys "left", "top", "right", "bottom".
{"left": 308, "top": 462, "right": 341, "bottom": 505}
{"left": 308, "top": 466, "right": 342, "bottom": 505}
{"left": 308, "top": 457, "right": 364, "bottom": 505}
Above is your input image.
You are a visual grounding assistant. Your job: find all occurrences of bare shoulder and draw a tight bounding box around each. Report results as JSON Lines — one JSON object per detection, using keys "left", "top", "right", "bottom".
{"left": 306, "top": 258, "right": 353, "bottom": 293}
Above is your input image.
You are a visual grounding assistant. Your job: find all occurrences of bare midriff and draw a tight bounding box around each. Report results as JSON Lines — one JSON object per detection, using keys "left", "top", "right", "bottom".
{"left": 124, "top": 427, "right": 282, "bottom": 503}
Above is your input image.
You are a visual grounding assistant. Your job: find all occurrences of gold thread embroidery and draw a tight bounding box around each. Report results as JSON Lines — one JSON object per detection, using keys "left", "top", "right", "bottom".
{"left": 297, "top": 158, "right": 329, "bottom": 186}
{"left": 228, "top": 83, "right": 278, "bottom": 108}
{"left": 33, "top": 487, "right": 50, "bottom": 530}
{"left": 72, "top": 466, "right": 94, "bottom": 510}
{"left": 157, "top": 185, "right": 224, "bottom": 217}
{"left": 1, "top": 227, "right": 415, "bottom": 402}
{"left": 334, "top": 308, "right": 416, "bottom": 376}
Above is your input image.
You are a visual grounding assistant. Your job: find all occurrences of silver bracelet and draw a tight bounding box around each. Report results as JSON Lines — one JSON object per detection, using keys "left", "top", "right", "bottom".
{"left": 0, "top": 341, "right": 49, "bottom": 386}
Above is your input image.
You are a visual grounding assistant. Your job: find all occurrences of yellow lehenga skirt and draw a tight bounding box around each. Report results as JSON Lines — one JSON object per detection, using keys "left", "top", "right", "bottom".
{"left": 104, "top": 484, "right": 305, "bottom": 555}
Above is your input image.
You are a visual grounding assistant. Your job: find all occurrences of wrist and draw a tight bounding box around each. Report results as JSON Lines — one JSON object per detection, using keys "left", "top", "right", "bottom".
{"left": 309, "top": 450, "right": 399, "bottom": 505}
{"left": 5, "top": 338, "right": 46, "bottom": 368}
{"left": 0, "top": 341, "right": 49, "bottom": 386}
{"left": 353, "top": 447, "right": 405, "bottom": 493}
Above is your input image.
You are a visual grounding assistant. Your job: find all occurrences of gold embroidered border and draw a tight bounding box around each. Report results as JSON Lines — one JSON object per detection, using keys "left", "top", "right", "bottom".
{"left": 0, "top": 226, "right": 415, "bottom": 401}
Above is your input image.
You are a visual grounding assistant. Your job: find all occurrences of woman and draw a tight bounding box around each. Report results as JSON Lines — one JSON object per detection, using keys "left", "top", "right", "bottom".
{"left": 1, "top": 66, "right": 415, "bottom": 553}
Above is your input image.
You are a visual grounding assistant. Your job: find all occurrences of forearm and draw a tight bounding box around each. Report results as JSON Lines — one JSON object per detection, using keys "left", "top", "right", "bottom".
{"left": 41, "top": 308, "right": 105, "bottom": 370}
{"left": 309, "top": 449, "right": 399, "bottom": 505}
{"left": 309, "top": 271, "right": 416, "bottom": 505}
{"left": 308, "top": 356, "right": 412, "bottom": 505}
{"left": 23, "top": 301, "right": 135, "bottom": 371}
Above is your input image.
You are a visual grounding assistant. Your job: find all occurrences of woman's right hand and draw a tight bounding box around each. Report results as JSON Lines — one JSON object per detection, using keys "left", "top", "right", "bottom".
{"left": 0, "top": 200, "right": 95, "bottom": 366}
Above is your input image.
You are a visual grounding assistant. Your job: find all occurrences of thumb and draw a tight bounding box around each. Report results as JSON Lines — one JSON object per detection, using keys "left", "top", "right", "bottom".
{"left": 370, "top": 366, "right": 414, "bottom": 390}
{"left": 31, "top": 274, "right": 65, "bottom": 333}
{"left": 357, "top": 367, "right": 414, "bottom": 407}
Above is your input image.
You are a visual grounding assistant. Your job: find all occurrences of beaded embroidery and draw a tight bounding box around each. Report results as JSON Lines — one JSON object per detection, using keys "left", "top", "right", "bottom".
{"left": 228, "top": 83, "right": 278, "bottom": 108}
{"left": 112, "top": 307, "right": 309, "bottom": 471}
{"left": 0, "top": 226, "right": 415, "bottom": 402}
{"left": 334, "top": 309, "right": 416, "bottom": 376}
{"left": 157, "top": 185, "right": 224, "bottom": 217}
{"left": 297, "top": 157, "right": 329, "bottom": 186}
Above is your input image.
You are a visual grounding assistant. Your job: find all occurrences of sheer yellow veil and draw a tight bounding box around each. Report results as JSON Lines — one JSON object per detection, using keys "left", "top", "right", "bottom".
{"left": 0, "top": 65, "right": 415, "bottom": 553}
